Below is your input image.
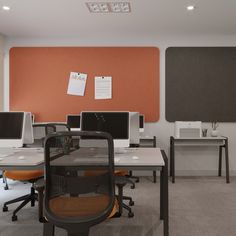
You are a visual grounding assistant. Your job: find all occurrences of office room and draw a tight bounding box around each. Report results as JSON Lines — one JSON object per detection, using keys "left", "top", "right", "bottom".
{"left": 1, "top": 0, "right": 236, "bottom": 235}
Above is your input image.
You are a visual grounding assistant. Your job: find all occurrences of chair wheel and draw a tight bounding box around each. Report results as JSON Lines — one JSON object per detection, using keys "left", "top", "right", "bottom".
{"left": 130, "top": 185, "right": 135, "bottom": 189}
{"left": 12, "top": 215, "right": 18, "bottom": 221}
{"left": 112, "top": 212, "right": 121, "bottom": 218}
{"left": 129, "top": 200, "right": 134, "bottom": 206}
{"left": 3, "top": 206, "right": 8, "bottom": 212}
{"left": 128, "top": 212, "right": 134, "bottom": 218}
{"left": 39, "top": 217, "right": 47, "bottom": 223}
{"left": 4, "top": 186, "right": 9, "bottom": 190}
{"left": 136, "top": 179, "right": 139, "bottom": 183}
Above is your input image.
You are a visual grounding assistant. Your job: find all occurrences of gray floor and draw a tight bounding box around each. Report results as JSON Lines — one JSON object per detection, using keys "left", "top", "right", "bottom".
{"left": 0, "top": 176, "right": 236, "bottom": 236}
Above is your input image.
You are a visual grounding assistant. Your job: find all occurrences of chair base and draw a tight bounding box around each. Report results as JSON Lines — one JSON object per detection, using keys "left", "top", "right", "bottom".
{"left": 126, "top": 171, "right": 140, "bottom": 189}
{"left": 116, "top": 183, "right": 134, "bottom": 218}
{"left": 2, "top": 186, "right": 38, "bottom": 221}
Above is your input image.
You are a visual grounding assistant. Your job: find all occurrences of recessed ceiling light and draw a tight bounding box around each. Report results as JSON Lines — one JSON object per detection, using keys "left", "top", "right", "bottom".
{"left": 187, "top": 5, "right": 195, "bottom": 11}
{"left": 2, "top": 5, "right": 11, "bottom": 11}
{"left": 86, "top": 2, "right": 131, "bottom": 13}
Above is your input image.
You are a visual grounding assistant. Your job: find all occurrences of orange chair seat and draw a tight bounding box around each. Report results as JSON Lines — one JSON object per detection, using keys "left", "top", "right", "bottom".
{"left": 4, "top": 170, "right": 44, "bottom": 181}
{"left": 49, "top": 195, "right": 118, "bottom": 218}
{"left": 115, "top": 170, "right": 129, "bottom": 176}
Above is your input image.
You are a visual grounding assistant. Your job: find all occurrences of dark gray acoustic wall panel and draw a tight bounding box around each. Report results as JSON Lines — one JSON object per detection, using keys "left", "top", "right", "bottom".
{"left": 166, "top": 47, "right": 236, "bottom": 122}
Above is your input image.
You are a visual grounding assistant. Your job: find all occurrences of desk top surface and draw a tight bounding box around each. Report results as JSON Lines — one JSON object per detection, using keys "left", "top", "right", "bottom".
{"left": 51, "top": 147, "right": 164, "bottom": 167}
{"left": 0, "top": 147, "right": 164, "bottom": 170}
{"left": 0, "top": 148, "right": 44, "bottom": 168}
{"left": 172, "top": 136, "right": 227, "bottom": 140}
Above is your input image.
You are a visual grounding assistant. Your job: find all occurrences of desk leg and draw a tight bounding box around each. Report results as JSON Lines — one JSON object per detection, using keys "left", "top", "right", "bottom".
{"left": 225, "top": 138, "right": 230, "bottom": 183}
{"left": 169, "top": 139, "right": 172, "bottom": 177}
{"left": 161, "top": 150, "right": 169, "bottom": 236}
{"left": 218, "top": 146, "right": 222, "bottom": 177}
{"left": 160, "top": 168, "right": 163, "bottom": 220}
{"left": 153, "top": 171, "right": 157, "bottom": 183}
{"left": 170, "top": 137, "right": 175, "bottom": 183}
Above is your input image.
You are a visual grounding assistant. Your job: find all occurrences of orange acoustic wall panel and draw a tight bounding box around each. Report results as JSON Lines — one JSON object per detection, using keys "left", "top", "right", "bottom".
{"left": 10, "top": 47, "right": 160, "bottom": 122}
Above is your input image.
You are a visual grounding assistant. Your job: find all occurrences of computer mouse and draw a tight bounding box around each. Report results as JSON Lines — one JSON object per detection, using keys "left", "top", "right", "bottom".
{"left": 18, "top": 156, "right": 25, "bottom": 160}
{"left": 132, "top": 156, "right": 139, "bottom": 160}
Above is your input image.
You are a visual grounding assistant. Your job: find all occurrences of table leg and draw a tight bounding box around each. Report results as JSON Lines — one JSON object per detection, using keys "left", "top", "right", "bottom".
{"left": 170, "top": 137, "right": 175, "bottom": 183}
{"left": 169, "top": 138, "right": 172, "bottom": 177}
{"left": 218, "top": 146, "right": 222, "bottom": 177}
{"left": 160, "top": 168, "right": 163, "bottom": 220}
{"left": 161, "top": 150, "right": 169, "bottom": 236}
{"left": 153, "top": 171, "right": 157, "bottom": 183}
{"left": 225, "top": 138, "right": 230, "bottom": 183}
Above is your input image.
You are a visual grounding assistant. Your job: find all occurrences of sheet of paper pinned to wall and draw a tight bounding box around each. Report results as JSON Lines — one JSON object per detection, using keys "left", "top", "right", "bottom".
{"left": 67, "top": 72, "right": 87, "bottom": 96}
{"left": 95, "top": 76, "right": 112, "bottom": 99}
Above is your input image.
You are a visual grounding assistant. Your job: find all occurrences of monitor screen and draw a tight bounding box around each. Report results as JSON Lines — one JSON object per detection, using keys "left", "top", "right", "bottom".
{"left": 31, "top": 114, "right": 35, "bottom": 123}
{"left": 0, "top": 112, "right": 24, "bottom": 139}
{"left": 67, "top": 115, "right": 81, "bottom": 129}
{"left": 139, "top": 114, "right": 145, "bottom": 132}
{"left": 81, "top": 112, "right": 129, "bottom": 139}
{"left": 139, "top": 115, "right": 144, "bottom": 129}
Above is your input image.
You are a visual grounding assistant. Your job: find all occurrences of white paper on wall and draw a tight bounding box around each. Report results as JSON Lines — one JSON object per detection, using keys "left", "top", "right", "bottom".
{"left": 95, "top": 76, "right": 112, "bottom": 99}
{"left": 67, "top": 72, "right": 87, "bottom": 96}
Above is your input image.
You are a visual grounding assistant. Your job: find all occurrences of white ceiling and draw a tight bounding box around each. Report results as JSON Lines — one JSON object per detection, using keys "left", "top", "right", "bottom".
{"left": 0, "top": 0, "right": 236, "bottom": 38}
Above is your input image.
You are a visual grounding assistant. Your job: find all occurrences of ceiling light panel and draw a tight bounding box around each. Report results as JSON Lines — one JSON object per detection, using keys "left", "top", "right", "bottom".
{"left": 187, "top": 5, "right": 195, "bottom": 11}
{"left": 2, "top": 5, "right": 11, "bottom": 11}
{"left": 86, "top": 2, "right": 131, "bottom": 13}
{"left": 110, "top": 2, "right": 131, "bottom": 13}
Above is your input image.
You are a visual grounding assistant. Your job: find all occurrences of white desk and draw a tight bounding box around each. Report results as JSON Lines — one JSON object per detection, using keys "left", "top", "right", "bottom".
{"left": 0, "top": 148, "right": 44, "bottom": 170}
{"left": 170, "top": 136, "right": 230, "bottom": 183}
{"left": 0, "top": 147, "right": 169, "bottom": 236}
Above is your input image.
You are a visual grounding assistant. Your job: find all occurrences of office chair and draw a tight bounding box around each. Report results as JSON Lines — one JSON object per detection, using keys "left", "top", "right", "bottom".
{"left": 32, "top": 123, "right": 57, "bottom": 147}
{"left": 115, "top": 174, "right": 134, "bottom": 218}
{"left": 2, "top": 171, "right": 9, "bottom": 190}
{"left": 43, "top": 131, "right": 116, "bottom": 236}
{"left": 1, "top": 123, "right": 57, "bottom": 221}
{"left": 2, "top": 170, "right": 44, "bottom": 221}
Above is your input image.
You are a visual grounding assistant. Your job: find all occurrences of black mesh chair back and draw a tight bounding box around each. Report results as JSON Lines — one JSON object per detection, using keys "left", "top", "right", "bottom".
{"left": 32, "top": 124, "right": 56, "bottom": 147}
{"left": 44, "top": 131, "right": 115, "bottom": 236}
{"left": 48, "top": 123, "right": 71, "bottom": 132}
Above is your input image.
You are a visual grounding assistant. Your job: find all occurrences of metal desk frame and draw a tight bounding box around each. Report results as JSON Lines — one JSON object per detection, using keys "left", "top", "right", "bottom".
{"left": 170, "top": 136, "right": 230, "bottom": 184}
{"left": 139, "top": 136, "right": 157, "bottom": 182}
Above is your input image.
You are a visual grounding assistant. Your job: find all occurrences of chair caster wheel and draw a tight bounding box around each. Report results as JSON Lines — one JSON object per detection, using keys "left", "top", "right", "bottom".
{"left": 130, "top": 185, "right": 135, "bottom": 189}
{"left": 128, "top": 212, "right": 134, "bottom": 218}
{"left": 136, "top": 179, "right": 139, "bottom": 183}
{"left": 3, "top": 206, "right": 8, "bottom": 212}
{"left": 129, "top": 201, "right": 134, "bottom": 206}
{"left": 39, "top": 217, "right": 47, "bottom": 223}
{"left": 4, "top": 186, "right": 9, "bottom": 190}
{"left": 112, "top": 212, "right": 121, "bottom": 218}
{"left": 12, "top": 215, "right": 18, "bottom": 221}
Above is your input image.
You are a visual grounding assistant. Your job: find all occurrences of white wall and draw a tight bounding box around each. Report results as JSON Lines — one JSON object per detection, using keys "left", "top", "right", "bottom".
{"left": 4, "top": 34, "right": 236, "bottom": 176}
{"left": 0, "top": 35, "right": 4, "bottom": 111}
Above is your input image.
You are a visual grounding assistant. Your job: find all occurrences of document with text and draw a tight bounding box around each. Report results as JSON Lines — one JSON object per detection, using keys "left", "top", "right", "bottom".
{"left": 95, "top": 76, "right": 112, "bottom": 99}
{"left": 67, "top": 72, "right": 87, "bottom": 96}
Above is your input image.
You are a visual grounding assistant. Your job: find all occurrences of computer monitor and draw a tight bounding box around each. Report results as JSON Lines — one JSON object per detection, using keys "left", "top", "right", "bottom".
{"left": 31, "top": 114, "right": 35, "bottom": 123}
{"left": 66, "top": 114, "right": 81, "bottom": 131}
{"left": 0, "top": 112, "right": 34, "bottom": 148}
{"left": 139, "top": 114, "right": 145, "bottom": 132}
{"left": 81, "top": 111, "right": 129, "bottom": 148}
{"left": 129, "top": 112, "right": 140, "bottom": 146}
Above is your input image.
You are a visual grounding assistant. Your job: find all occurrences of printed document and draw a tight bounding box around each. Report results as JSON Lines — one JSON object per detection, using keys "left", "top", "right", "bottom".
{"left": 95, "top": 76, "right": 112, "bottom": 99}
{"left": 67, "top": 72, "right": 87, "bottom": 96}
